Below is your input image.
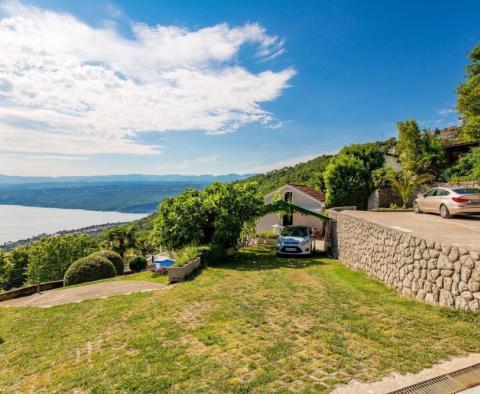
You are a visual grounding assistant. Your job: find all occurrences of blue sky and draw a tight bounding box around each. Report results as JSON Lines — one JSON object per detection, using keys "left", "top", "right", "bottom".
{"left": 0, "top": 0, "right": 479, "bottom": 176}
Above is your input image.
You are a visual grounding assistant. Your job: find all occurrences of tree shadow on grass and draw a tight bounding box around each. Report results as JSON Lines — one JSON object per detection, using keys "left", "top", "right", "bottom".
{"left": 213, "top": 246, "right": 329, "bottom": 271}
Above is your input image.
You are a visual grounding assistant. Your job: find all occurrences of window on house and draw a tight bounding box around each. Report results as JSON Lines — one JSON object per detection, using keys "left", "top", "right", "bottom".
{"left": 284, "top": 191, "right": 293, "bottom": 203}
{"left": 282, "top": 214, "right": 293, "bottom": 226}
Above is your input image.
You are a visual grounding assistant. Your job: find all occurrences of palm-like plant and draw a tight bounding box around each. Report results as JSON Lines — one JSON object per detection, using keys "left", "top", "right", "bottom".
{"left": 384, "top": 171, "right": 434, "bottom": 209}
{"left": 106, "top": 226, "right": 135, "bottom": 257}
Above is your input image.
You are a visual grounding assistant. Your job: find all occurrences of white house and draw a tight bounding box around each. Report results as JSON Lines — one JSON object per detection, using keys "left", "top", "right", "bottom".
{"left": 256, "top": 184, "right": 326, "bottom": 235}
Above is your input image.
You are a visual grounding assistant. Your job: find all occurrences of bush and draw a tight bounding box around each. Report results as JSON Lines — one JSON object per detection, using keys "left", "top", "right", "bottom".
{"left": 64, "top": 255, "right": 116, "bottom": 286}
{"left": 91, "top": 250, "right": 124, "bottom": 275}
{"left": 129, "top": 256, "right": 148, "bottom": 272}
{"left": 200, "top": 244, "right": 227, "bottom": 266}
{"left": 324, "top": 154, "right": 372, "bottom": 209}
{"left": 256, "top": 231, "right": 278, "bottom": 239}
{"left": 175, "top": 246, "right": 202, "bottom": 267}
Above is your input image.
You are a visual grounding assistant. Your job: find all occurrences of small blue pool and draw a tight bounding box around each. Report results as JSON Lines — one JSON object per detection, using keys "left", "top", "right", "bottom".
{"left": 154, "top": 259, "right": 175, "bottom": 269}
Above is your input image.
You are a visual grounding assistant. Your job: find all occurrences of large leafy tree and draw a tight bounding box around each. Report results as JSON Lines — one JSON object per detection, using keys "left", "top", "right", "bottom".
{"left": 324, "top": 154, "right": 372, "bottom": 209}
{"left": 457, "top": 44, "right": 480, "bottom": 141}
{"left": 26, "top": 234, "right": 97, "bottom": 284}
{"left": 153, "top": 182, "right": 263, "bottom": 250}
{"left": 339, "top": 143, "right": 385, "bottom": 172}
{"left": 397, "top": 120, "right": 445, "bottom": 177}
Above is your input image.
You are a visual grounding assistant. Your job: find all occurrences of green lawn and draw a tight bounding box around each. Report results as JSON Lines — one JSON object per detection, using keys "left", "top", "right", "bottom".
{"left": 1, "top": 245, "right": 480, "bottom": 393}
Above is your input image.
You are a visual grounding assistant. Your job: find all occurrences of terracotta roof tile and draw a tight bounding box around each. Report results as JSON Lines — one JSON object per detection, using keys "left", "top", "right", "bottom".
{"left": 288, "top": 184, "right": 325, "bottom": 202}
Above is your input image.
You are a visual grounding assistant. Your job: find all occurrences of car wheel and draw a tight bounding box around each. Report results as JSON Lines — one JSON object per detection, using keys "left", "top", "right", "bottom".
{"left": 440, "top": 204, "right": 451, "bottom": 219}
{"left": 413, "top": 202, "right": 422, "bottom": 214}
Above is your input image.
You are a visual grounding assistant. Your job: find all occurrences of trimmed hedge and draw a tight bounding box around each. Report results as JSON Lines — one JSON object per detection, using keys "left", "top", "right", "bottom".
{"left": 129, "top": 256, "right": 148, "bottom": 273}
{"left": 91, "top": 250, "right": 124, "bottom": 275}
{"left": 64, "top": 255, "right": 116, "bottom": 286}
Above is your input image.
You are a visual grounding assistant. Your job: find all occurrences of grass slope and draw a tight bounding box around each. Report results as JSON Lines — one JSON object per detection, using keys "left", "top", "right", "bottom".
{"left": 1, "top": 245, "right": 480, "bottom": 392}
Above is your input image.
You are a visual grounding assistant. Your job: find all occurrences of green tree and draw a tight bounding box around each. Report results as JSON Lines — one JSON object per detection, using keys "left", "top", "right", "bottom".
{"left": 153, "top": 182, "right": 263, "bottom": 250}
{"left": 339, "top": 143, "right": 385, "bottom": 172}
{"left": 0, "top": 250, "right": 12, "bottom": 290}
{"left": 397, "top": 120, "right": 424, "bottom": 176}
{"left": 457, "top": 44, "right": 480, "bottom": 141}
{"left": 396, "top": 120, "right": 445, "bottom": 177}
{"left": 324, "top": 154, "right": 372, "bottom": 209}
{"left": 153, "top": 189, "right": 208, "bottom": 250}
{"left": 444, "top": 146, "right": 480, "bottom": 181}
{"left": 26, "top": 234, "right": 97, "bottom": 284}
{"left": 4, "top": 246, "right": 29, "bottom": 290}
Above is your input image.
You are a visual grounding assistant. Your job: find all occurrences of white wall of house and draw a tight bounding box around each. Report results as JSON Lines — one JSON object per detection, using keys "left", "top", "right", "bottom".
{"left": 256, "top": 185, "right": 325, "bottom": 234}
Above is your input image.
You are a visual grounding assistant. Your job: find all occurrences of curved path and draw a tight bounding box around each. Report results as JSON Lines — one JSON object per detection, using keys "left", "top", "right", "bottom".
{"left": 0, "top": 281, "right": 166, "bottom": 308}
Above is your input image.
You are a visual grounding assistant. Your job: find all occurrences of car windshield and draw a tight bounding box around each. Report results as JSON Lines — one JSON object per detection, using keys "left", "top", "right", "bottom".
{"left": 453, "top": 188, "right": 480, "bottom": 195}
{"left": 281, "top": 226, "right": 308, "bottom": 237}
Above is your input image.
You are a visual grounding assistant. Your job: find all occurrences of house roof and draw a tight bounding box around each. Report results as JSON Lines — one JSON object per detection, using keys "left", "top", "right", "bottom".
{"left": 287, "top": 184, "right": 325, "bottom": 202}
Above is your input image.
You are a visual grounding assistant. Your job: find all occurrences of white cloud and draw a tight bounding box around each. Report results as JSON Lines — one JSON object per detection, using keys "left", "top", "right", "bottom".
{"left": 0, "top": 1, "right": 294, "bottom": 156}
{"left": 438, "top": 106, "right": 456, "bottom": 117}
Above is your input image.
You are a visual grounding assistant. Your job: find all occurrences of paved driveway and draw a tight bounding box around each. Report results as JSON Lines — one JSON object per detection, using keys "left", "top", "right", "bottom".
{"left": 0, "top": 281, "right": 166, "bottom": 308}
{"left": 343, "top": 211, "right": 480, "bottom": 252}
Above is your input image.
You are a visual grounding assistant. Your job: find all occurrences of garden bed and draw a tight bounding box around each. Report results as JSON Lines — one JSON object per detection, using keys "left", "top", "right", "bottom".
{"left": 167, "top": 257, "right": 201, "bottom": 283}
{"left": 255, "top": 236, "right": 277, "bottom": 245}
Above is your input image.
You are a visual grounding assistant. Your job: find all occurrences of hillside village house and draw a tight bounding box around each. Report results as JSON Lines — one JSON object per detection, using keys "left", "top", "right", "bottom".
{"left": 256, "top": 184, "right": 326, "bottom": 235}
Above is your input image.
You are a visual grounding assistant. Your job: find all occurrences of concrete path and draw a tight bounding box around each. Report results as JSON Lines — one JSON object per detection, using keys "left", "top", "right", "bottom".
{"left": 343, "top": 211, "right": 480, "bottom": 251}
{"left": 332, "top": 353, "right": 480, "bottom": 394}
{"left": 0, "top": 281, "right": 166, "bottom": 308}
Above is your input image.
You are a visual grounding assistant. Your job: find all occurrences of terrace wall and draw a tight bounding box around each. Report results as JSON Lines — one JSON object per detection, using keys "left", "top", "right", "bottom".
{"left": 325, "top": 210, "right": 480, "bottom": 313}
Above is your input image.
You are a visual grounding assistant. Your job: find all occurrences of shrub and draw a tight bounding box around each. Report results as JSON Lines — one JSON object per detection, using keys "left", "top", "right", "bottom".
{"left": 175, "top": 246, "right": 202, "bottom": 267}
{"left": 324, "top": 154, "right": 372, "bottom": 209}
{"left": 91, "top": 250, "right": 124, "bottom": 275}
{"left": 200, "top": 244, "right": 227, "bottom": 266}
{"left": 129, "top": 256, "right": 148, "bottom": 273}
{"left": 256, "top": 231, "right": 278, "bottom": 239}
{"left": 64, "top": 255, "right": 116, "bottom": 286}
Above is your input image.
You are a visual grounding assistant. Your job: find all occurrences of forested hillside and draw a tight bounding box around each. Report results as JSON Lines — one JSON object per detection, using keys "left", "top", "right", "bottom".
{"left": 243, "top": 155, "right": 332, "bottom": 194}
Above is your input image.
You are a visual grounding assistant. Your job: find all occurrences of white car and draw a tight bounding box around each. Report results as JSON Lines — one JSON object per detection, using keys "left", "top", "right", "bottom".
{"left": 276, "top": 225, "right": 313, "bottom": 256}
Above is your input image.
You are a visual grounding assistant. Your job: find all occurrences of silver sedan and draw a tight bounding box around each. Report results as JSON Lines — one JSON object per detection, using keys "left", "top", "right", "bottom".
{"left": 413, "top": 187, "right": 480, "bottom": 218}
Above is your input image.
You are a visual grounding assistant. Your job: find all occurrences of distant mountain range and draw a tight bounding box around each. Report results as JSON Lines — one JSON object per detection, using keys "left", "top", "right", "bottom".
{"left": 0, "top": 173, "right": 254, "bottom": 213}
{"left": 0, "top": 173, "right": 253, "bottom": 185}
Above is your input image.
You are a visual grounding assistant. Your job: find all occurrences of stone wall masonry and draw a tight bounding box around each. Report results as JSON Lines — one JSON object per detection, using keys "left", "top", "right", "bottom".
{"left": 326, "top": 210, "right": 480, "bottom": 313}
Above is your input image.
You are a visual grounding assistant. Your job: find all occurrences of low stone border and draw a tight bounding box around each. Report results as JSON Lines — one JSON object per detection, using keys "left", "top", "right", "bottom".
{"left": 167, "top": 257, "right": 201, "bottom": 283}
{"left": 0, "top": 280, "right": 64, "bottom": 302}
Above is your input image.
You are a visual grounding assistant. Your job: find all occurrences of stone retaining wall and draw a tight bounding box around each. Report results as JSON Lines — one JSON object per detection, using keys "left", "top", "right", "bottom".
{"left": 326, "top": 210, "right": 480, "bottom": 312}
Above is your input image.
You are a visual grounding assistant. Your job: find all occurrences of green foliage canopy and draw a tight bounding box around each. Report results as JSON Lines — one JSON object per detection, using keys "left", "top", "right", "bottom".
{"left": 444, "top": 146, "right": 480, "bottom": 182}
{"left": 324, "top": 154, "right": 373, "bottom": 209}
{"left": 153, "top": 182, "right": 263, "bottom": 250}
{"left": 457, "top": 44, "right": 480, "bottom": 141}
{"left": 26, "top": 234, "right": 97, "bottom": 284}
{"left": 397, "top": 120, "right": 445, "bottom": 177}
